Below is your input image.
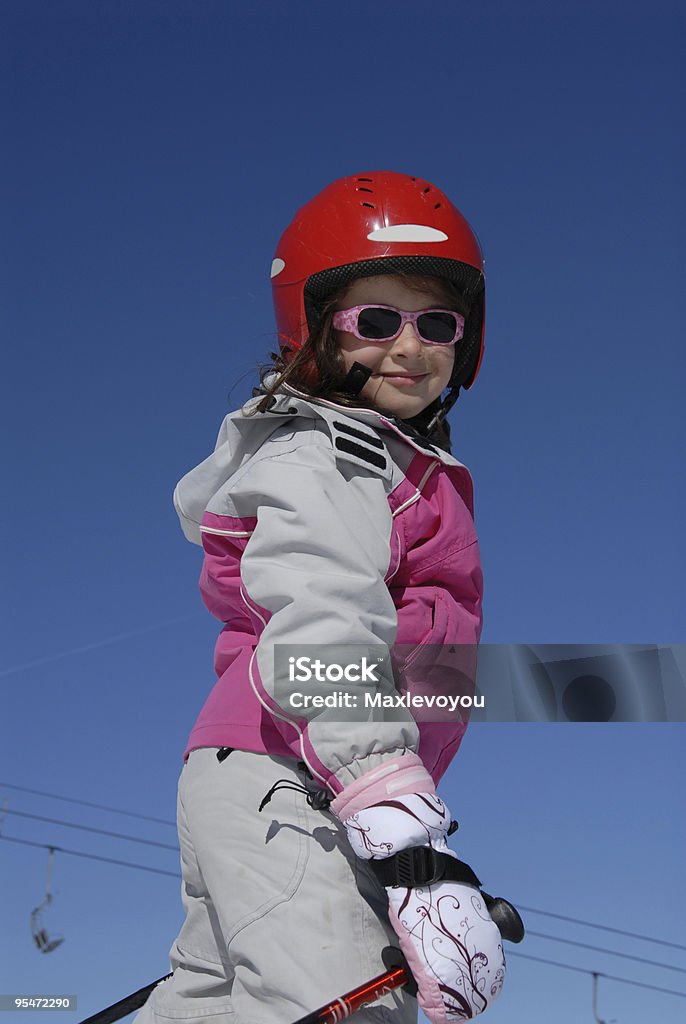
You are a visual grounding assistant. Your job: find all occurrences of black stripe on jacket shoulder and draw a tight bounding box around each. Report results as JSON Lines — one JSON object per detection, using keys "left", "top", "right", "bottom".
{"left": 334, "top": 436, "right": 388, "bottom": 470}
{"left": 332, "top": 420, "right": 386, "bottom": 450}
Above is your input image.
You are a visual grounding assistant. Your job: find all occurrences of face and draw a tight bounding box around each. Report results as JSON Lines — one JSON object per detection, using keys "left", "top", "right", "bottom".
{"left": 334, "top": 275, "right": 456, "bottom": 420}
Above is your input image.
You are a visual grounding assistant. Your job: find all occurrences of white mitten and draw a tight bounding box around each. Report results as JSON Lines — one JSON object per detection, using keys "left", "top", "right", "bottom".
{"left": 331, "top": 754, "right": 505, "bottom": 1023}
{"left": 386, "top": 879, "right": 505, "bottom": 1022}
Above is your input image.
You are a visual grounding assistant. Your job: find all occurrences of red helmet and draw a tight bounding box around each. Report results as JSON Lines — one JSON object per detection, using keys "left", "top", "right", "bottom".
{"left": 271, "top": 170, "right": 485, "bottom": 389}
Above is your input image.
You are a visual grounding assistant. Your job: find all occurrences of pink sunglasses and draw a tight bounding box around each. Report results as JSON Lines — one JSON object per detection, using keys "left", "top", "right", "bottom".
{"left": 332, "top": 304, "right": 465, "bottom": 346}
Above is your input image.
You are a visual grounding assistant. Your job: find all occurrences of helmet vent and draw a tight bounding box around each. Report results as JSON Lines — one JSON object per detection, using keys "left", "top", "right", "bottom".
{"left": 361, "top": 202, "right": 375, "bottom": 209}
{"left": 434, "top": 203, "right": 442, "bottom": 210}
{"left": 357, "top": 187, "right": 373, "bottom": 194}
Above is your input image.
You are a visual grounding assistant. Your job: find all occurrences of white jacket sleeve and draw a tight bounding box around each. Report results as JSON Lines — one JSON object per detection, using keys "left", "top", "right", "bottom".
{"left": 227, "top": 423, "right": 419, "bottom": 792}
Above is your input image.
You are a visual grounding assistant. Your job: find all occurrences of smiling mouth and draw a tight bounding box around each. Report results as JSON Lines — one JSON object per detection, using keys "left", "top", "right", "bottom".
{"left": 380, "top": 372, "right": 428, "bottom": 385}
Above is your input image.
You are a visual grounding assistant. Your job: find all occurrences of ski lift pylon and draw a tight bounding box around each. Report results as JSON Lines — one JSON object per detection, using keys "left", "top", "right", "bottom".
{"left": 30, "top": 847, "right": 64, "bottom": 954}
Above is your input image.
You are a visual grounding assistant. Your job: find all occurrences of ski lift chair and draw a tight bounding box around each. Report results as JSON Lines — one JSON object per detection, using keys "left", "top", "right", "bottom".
{"left": 30, "top": 848, "right": 64, "bottom": 953}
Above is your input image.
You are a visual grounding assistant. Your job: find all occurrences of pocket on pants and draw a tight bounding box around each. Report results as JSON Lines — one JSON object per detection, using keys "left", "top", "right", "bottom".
{"left": 179, "top": 749, "right": 311, "bottom": 946}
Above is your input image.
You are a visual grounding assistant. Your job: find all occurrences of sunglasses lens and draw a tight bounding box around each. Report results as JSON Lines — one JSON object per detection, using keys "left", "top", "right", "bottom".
{"left": 357, "top": 307, "right": 403, "bottom": 340}
{"left": 417, "top": 312, "right": 459, "bottom": 344}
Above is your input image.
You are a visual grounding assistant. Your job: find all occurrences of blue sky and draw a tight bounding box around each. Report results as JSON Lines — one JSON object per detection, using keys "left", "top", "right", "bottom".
{"left": 2, "top": 2, "right": 685, "bottom": 1023}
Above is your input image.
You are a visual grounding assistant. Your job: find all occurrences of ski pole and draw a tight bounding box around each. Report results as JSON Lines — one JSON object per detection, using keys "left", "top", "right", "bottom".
{"left": 77, "top": 975, "right": 172, "bottom": 1024}
{"left": 291, "top": 958, "right": 411, "bottom": 1024}
{"left": 76, "top": 956, "right": 412, "bottom": 1024}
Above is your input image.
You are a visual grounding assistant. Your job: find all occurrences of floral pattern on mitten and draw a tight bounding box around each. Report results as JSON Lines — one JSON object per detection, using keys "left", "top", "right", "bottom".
{"left": 387, "top": 881, "right": 505, "bottom": 1023}
{"left": 344, "top": 792, "right": 452, "bottom": 860}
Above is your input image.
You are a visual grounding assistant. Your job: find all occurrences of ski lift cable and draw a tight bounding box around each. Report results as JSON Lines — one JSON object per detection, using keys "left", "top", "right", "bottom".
{"left": 0, "top": 834, "right": 181, "bottom": 878}
{"left": 526, "top": 930, "right": 686, "bottom": 974}
{"left": 0, "top": 612, "right": 204, "bottom": 678}
{"left": 518, "top": 904, "right": 686, "bottom": 952}
{"left": 0, "top": 782, "right": 176, "bottom": 827}
{"left": 0, "top": 796, "right": 9, "bottom": 834}
{"left": 507, "top": 951, "right": 686, "bottom": 999}
{"left": 2, "top": 808, "right": 179, "bottom": 851}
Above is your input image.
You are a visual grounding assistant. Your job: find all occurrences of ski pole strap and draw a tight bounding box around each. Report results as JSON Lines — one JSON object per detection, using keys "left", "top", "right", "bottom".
{"left": 368, "top": 847, "right": 482, "bottom": 889}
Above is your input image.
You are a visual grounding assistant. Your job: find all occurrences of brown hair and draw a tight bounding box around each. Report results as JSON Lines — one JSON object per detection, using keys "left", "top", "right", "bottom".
{"left": 253, "top": 270, "right": 471, "bottom": 452}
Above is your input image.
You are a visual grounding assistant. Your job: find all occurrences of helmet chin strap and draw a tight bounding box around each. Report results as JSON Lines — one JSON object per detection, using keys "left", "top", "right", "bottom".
{"left": 342, "top": 361, "right": 374, "bottom": 396}
{"left": 425, "top": 385, "right": 460, "bottom": 434}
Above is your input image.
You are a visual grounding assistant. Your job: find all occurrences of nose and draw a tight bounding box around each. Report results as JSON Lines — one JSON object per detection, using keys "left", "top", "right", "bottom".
{"left": 390, "top": 321, "right": 423, "bottom": 356}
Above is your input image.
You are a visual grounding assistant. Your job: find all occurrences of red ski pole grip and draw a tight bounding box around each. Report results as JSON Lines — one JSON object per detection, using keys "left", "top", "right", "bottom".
{"left": 290, "top": 954, "right": 414, "bottom": 1024}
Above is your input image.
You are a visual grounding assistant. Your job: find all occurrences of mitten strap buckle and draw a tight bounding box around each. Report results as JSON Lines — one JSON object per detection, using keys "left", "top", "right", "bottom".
{"left": 369, "top": 847, "right": 481, "bottom": 889}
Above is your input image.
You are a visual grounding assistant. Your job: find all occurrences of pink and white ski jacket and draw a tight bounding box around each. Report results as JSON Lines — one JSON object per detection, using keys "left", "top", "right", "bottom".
{"left": 173, "top": 383, "right": 483, "bottom": 796}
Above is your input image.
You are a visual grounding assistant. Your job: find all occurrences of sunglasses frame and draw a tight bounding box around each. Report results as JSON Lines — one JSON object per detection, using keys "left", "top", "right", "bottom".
{"left": 332, "top": 303, "right": 465, "bottom": 346}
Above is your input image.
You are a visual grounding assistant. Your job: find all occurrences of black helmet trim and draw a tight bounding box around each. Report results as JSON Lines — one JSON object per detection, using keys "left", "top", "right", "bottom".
{"left": 304, "top": 255, "right": 484, "bottom": 390}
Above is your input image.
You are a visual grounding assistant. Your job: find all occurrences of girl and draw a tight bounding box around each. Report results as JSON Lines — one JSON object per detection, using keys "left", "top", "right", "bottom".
{"left": 136, "top": 171, "right": 505, "bottom": 1024}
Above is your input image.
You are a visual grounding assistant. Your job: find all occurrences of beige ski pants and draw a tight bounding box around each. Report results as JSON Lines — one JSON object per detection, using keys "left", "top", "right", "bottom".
{"left": 133, "top": 747, "right": 417, "bottom": 1024}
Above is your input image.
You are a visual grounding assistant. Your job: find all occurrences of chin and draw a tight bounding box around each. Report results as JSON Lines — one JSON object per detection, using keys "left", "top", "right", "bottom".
{"left": 379, "top": 400, "right": 424, "bottom": 420}
{"left": 361, "top": 379, "right": 434, "bottom": 420}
